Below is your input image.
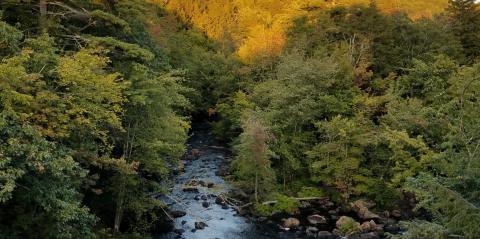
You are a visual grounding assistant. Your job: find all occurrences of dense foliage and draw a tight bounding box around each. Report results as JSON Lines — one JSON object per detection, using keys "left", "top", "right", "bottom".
{"left": 0, "top": 0, "right": 190, "bottom": 238}
{"left": 212, "top": 1, "right": 480, "bottom": 239}
{"left": 1, "top": 0, "right": 480, "bottom": 239}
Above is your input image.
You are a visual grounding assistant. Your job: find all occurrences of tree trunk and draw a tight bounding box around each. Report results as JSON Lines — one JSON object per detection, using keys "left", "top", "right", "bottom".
{"left": 113, "top": 181, "right": 125, "bottom": 235}
{"left": 39, "top": 0, "right": 48, "bottom": 33}
{"left": 254, "top": 171, "right": 258, "bottom": 203}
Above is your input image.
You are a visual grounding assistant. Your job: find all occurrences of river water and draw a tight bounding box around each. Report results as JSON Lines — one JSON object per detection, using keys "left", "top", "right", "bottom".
{"left": 155, "top": 124, "right": 297, "bottom": 239}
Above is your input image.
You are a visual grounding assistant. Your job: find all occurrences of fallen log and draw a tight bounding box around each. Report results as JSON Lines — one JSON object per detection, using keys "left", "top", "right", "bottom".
{"left": 261, "top": 197, "right": 327, "bottom": 205}
{"left": 236, "top": 197, "right": 327, "bottom": 209}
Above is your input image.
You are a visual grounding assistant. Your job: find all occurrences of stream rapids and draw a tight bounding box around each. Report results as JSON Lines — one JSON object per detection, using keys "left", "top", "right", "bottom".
{"left": 155, "top": 123, "right": 297, "bottom": 239}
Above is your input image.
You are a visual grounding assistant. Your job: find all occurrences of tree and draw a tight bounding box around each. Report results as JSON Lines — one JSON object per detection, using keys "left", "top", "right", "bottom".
{"left": 308, "top": 115, "right": 377, "bottom": 202}
{"left": 447, "top": 0, "right": 480, "bottom": 62}
{"left": 233, "top": 114, "right": 276, "bottom": 202}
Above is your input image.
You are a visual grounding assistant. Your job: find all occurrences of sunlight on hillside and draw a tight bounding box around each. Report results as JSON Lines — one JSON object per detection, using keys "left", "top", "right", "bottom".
{"left": 151, "top": 0, "right": 448, "bottom": 63}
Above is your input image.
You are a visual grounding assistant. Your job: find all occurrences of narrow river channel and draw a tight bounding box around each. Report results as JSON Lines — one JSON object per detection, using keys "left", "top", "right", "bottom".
{"left": 155, "top": 123, "right": 298, "bottom": 239}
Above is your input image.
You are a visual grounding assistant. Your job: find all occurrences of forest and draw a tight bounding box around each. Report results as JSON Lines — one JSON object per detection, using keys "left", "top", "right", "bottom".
{"left": 0, "top": 0, "right": 479, "bottom": 239}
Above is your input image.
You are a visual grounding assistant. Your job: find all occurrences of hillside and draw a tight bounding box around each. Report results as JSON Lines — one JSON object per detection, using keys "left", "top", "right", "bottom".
{"left": 153, "top": 0, "right": 448, "bottom": 62}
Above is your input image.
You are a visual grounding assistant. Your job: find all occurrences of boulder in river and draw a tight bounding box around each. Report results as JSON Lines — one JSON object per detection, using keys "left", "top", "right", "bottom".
{"left": 170, "top": 210, "right": 186, "bottom": 218}
{"left": 349, "top": 232, "right": 380, "bottom": 239}
{"left": 307, "top": 214, "right": 327, "bottom": 225}
{"left": 202, "top": 201, "right": 210, "bottom": 208}
{"left": 216, "top": 166, "right": 230, "bottom": 176}
{"left": 336, "top": 216, "right": 360, "bottom": 235}
{"left": 282, "top": 217, "right": 300, "bottom": 229}
{"left": 191, "top": 149, "right": 201, "bottom": 159}
{"left": 306, "top": 226, "right": 319, "bottom": 237}
{"left": 360, "top": 220, "right": 382, "bottom": 233}
{"left": 351, "top": 200, "right": 380, "bottom": 220}
{"left": 317, "top": 231, "right": 335, "bottom": 239}
{"left": 195, "top": 221, "right": 208, "bottom": 230}
{"left": 215, "top": 196, "right": 225, "bottom": 204}
{"left": 173, "top": 228, "right": 185, "bottom": 235}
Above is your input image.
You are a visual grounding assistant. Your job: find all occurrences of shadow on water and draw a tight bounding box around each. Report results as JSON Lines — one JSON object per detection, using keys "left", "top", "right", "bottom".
{"left": 154, "top": 123, "right": 297, "bottom": 239}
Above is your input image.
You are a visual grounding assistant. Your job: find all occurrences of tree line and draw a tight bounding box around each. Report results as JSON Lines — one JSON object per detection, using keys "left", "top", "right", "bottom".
{"left": 212, "top": 1, "right": 480, "bottom": 238}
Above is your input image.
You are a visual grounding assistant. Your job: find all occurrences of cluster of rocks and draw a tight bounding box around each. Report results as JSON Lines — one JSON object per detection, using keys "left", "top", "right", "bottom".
{"left": 269, "top": 199, "right": 403, "bottom": 239}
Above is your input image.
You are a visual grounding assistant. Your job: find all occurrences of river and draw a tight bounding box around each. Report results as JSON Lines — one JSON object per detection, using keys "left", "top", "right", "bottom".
{"left": 155, "top": 123, "right": 298, "bottom": 239}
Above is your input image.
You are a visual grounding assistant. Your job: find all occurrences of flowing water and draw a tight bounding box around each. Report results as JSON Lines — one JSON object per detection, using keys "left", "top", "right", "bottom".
{"left": 155, "top": 123, "right": 297, "bottom": 239}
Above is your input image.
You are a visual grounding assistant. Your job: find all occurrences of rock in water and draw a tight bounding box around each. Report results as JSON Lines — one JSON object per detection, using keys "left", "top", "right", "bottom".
{"left": 191, "top": 149, "right": 201, "bottom": 159}
{"left": 336, "top": 216, "right": 360, "bottom": 234}
{"left": 195, "top": 221, "right": 207, "bottom": 230}
{"left": 282, "top": 217, "right": 300, "bottom": 229}
{"left": 360, "top": 220, "right": 382, "bottom": 233}
{"left": 173, "top": 228, "right": 185, "bottom": 235}
{"left": 317, "top": 231, "right": 335, "bottom": 239}
{"left": 351, "top": 200, "right": 380, "bottom": 220}
{"left": 307, "top": 214, "right": 327, "bottom": 225}
{"left": 349, "top": 232, "right": 380, "bottom": 239}
{"left": 170, "top": 210, "right": 186, "bottom": 218}
{"left": 306, "top": 226, "right": 319, "bottom": 237}
{"left": 202, "top": 201, "right": 210, "bottom": 208}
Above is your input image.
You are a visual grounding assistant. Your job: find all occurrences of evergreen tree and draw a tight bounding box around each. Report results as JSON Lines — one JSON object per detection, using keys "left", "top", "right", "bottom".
{"left": 447, "top": 0, "right": 480, "bottom": 62}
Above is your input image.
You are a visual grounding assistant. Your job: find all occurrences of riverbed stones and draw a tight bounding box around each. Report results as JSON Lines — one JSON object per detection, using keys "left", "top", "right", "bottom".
{"left": 215, "top": 196, "right": 227, "bottom": 206}
{"left": 194, "top": 221, "right": 207, "bottom": 230}
{"left": 351, "top": 200, "right": 380, "bottom": 220}
{"left": 202, "top": 201, "right": 210, "bottom": 208}
{"left": 349, "top": 232, "right": 380, "bottom": 239}
{"left": 317, "top": 231, "right": 335, "bottom": 239}
{"left": 170, "top": 210, "right": 186, "bottom": 218}
{"left": 201, "top": 194, "right": 208, "bottom": 200}
{"left": 282, "top": 217, "right": 300, "bottom": 229}
{"left": 360, "top": 220, "right": 382, "bottom": 233}
{"left": 173, "top": 228, "right": 185, "bottom": 235}
{"left": 306, "top": 226, "right": 319, "bottom": 237}
{"left": 307, "top": 214, "right": 327, "bottom": 225}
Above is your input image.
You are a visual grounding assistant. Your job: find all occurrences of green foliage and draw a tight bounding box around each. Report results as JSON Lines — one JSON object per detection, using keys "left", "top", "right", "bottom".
{"left": 2, "top": 0, "right": 480, "bottom": 238}
{"left": 0, "top": 117, "right": 96, "bottom": 239}
{"left": 391, "top": 220, "right": 449, "bottom": 239}
{"left": 233, "top": 114, "right": 276, "bottom": 201}
{"left": 0, "top": 20, "right": 22, "bottom": 57}
{"left": 309, "top": 115, "right": 378, "bottom": 201}
{"left": 447, "top": 0, "right": 480, "bottom": 63}
{"left": 404, "top": 174, "right": 480, "bottom": 239}
{"left": 254, "top": 194, "right": 300, "bottom": 216}
{"left": 296, "top": 187, "right": 326, "bottom": 198}
{"left": 0, "top": 1, "right": 191, "bottom": 237}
